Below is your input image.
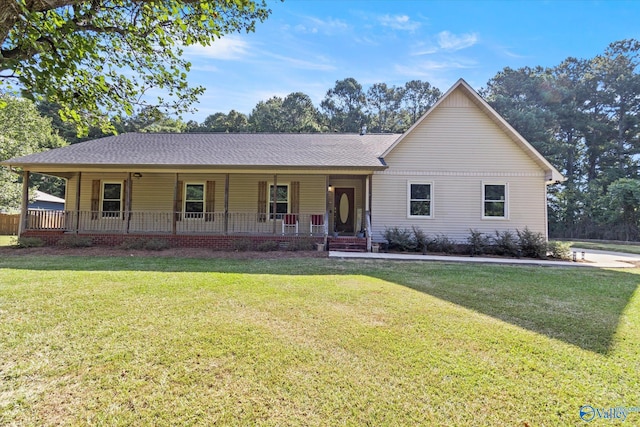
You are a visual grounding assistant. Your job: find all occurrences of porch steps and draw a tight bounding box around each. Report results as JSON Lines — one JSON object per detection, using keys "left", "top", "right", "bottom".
{"left": 328, "top": 237, "right": 367, "bottom": 252}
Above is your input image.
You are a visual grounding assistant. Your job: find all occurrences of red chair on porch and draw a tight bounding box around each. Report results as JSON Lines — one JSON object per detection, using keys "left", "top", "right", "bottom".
{"left": 282, "top": 213, "right": 298, "bottom": 234}
{"left": 310, "top": 214, "right": 325, "bottom": 235}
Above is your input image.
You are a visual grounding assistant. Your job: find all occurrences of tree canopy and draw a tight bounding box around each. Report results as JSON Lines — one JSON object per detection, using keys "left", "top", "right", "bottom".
{"left": 483, "top": 39, "right": 640, "bottom": 240}
{"left": 0, "top": 0, "right": 271, "bottom": 134}
{"left": 0, "top": 95, "right": 66, "bottom": 210}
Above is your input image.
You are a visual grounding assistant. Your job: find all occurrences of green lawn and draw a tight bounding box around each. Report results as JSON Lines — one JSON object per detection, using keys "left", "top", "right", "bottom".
{"left": 568, "top": 240, "right": 640, "bottom": 255}
{"left": 0, "top": 235, "right": 15, "bottom": 246}
{"left": 1, "top": 255, "right": 639, "bottom": 426}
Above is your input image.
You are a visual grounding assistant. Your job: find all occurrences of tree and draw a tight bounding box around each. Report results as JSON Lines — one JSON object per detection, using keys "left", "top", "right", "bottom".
{"left": 116, "top": 106, "right": 187, "bottom": 133}
{"left": 200, "top": 110, "right": 249, "bottom": 132}
{"left": 281, "top": 92, "right": 322, "bottom": 132}
{"left": 249, "top": 96, "right": 284, "bottom": 132}
{"left": 0, "top": 95, "right": 66, "bottom": 210}
{"left": 0, "top": 0, "right": 272, "bottom": 134}
{"left": 366, "top": 83, "right": 403, "bottom": 133}
{"left": 606, "top": 178, "right": 640, "bottom": 240}
{"left": 320, "top": 77, "right": 368, "bottom": 133}
{"left": 402, "top": 80, "right": 441, "bottom": 126}
{"left": 590, "top": 39, "right": 640, "bottom": 177}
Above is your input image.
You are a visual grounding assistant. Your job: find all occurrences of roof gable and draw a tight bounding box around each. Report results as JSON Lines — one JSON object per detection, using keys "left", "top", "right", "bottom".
{"left": 382, "top": 78, "right": 564, "bottom": 183}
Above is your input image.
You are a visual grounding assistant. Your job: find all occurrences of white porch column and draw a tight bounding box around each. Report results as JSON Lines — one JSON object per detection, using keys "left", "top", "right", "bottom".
{"left": 74, "top": 172, "right": 82, "bottom": 233}
{"left": 224, "top": 174, "right": 229, "bottom": 235}
{"left": 365, "top": 175, "right": 370, "bottom": 212}
{"left": 18, "top": 170, "right": 30, "bottom": 235}
{"left": 365, "top": 174, "right": 372, "bottom": 252}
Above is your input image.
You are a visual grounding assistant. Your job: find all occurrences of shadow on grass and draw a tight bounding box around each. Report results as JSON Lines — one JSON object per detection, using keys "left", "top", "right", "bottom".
{"left": 1, "top": 254, "right": 638, "bottom": 355}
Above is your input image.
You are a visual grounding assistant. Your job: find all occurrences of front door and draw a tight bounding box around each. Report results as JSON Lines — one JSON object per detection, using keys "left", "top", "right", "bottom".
{"left": 334, "top": 187, "right": 354, "bottom": 234}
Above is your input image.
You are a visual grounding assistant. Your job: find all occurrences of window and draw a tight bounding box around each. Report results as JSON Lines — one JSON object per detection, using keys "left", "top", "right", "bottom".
{"left": 102, "top": 182, "right": 122, "bottom": 218}
{"left": 408, "top": 182, "right": 432, "bottom": 217}
{"left": 185, "top": 183, "right": 204, "bottom": 219}
{"left": 483, "top": 183, "right": 507, "bottom": 218}
{"left": 269, "top": 184, "right": 289, "bottom": 219}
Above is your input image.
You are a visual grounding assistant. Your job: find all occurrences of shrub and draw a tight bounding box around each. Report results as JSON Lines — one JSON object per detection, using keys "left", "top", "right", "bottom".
{"left": 16, "top": 237, "right": 44, "bottom": 248}
{"left": 120, "top": 238, "right": 147, "bottom": 250}
{"left": 143, "top": 238, "right": 170, "bottom": 251}
{"left": 547, "top": 240, "right": 571, "bottom": 260}
{"left": 58, "top": 235, "right": 93, "bottom": 248}
{"left": 119, "top": 237, "right": 170, "bottom": 251}
{"left": 493, "top": 230, "right": 519, "bottom": 257}
{"left": 412, "top": 226, "right": 429, "bottom": 254}
{"left": 517, "top": 227, "right": 547, "bottom": 259}
{"left": 256, "top": 240, "right": 279, "bottom": 252}
{"left": 287, "top": 238, "right": 315, "bottom": 251}
{"left": 467, "top": 229, "right": 490, "bottom": 256}
{"left": 431, "top": 234, "right": 455, "bottom": 254}
{"left": 232, "top": 239, "right": 252, "bottom": 252}
{"left": 383, "top": 227, "right": 415, "bottom": 252}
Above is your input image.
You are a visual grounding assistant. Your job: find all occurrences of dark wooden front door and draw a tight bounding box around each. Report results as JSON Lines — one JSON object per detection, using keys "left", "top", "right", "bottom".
{"left": 334, "top": 187, "right": 354, "bottom": 233}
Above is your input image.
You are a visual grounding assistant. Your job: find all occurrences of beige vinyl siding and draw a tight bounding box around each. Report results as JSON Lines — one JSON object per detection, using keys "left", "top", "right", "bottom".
{"left": 372, "top": 87, "right": 549, "bottom": 242}
{"left": 78, "top": 173, "right": 127, "bottom": 211}
{"left": 227, "top": 174, "right": 326, "bottom": 213}
{"left": 74, "top": 172, "right": 127, "bottom": 232}
{"left": 371, "top": 174, "right": 547, "bottom": 242}
{"left": 72, "top": 172, "right": 330, "bottom": 234}
{"left": 65, "top": 175, "right": 78, "bottom": 210}
{"left": 76, "top": 173, "right": 326, "bottom": 213}
{"left": 176, "top": 173, "right": 226, "bottom": 213}
{"left": 384, "top": 91, "right": 540, "bottom": 172}
{"left": 134, "top": 173, "right": 179, "bottom": 211}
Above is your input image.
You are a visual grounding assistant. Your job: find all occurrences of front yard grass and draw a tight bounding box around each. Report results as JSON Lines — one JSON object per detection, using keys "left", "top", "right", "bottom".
{"left": 0, "top": 235, "right": 15, "bottom": 246}
{"left": 1, "top": 255, "right": 639, "bottom": 426}
{"left": 569, "top": 240, "right": 640, "bottom": 255}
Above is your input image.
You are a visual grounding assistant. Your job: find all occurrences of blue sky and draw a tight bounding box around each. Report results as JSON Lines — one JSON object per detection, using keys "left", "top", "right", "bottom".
{"left": 181, "top": 0, "right": 640, "bottom": 123}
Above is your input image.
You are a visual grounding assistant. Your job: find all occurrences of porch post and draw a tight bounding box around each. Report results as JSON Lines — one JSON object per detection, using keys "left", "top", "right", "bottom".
{"left": 18, "top": 170, "right": 30, "bottom": 235}
{"left": 325, "top": 175, "right": 330, "bottom": 235}
{"left": 224, "top": 173, "right": 229, "bottom": 235}
{"left": 272, "top": 174, "right": 278, "bottom": 234}
{"left": 172, "top": 173, "right": 178, "bottom": 235}
{"left": 365, "top": 175, "right": 371, "bottom": 212}
{"left": 365, "top": 174, "right": 372, "bottom": 252}
{"left": 125, "top": 172, "right": 132, "bottom": 234}
{"left": 74, "top": 172, "right": 81, "bottom": 233}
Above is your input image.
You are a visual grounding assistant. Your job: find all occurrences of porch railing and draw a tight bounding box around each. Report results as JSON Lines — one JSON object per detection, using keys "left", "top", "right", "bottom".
{"left": 25, "top": 210, "right": 330, "bottom": 236}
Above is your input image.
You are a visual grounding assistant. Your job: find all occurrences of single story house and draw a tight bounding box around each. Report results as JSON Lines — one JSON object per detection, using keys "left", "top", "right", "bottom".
{"left": 2, "top": 79, "right": 564, "bottom": 251}
{"left": 30, "top": 190, "right": 66, "bottom": 211}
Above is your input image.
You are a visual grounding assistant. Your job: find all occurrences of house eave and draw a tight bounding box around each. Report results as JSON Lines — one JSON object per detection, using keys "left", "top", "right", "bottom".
{"left": 2, "top": 162, "right": 388, "bottom": 175}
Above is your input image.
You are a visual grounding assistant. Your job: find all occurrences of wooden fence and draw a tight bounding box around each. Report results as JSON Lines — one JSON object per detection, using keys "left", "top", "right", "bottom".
{"left": 0, "top": 213, "right": 20, "bottom": 235}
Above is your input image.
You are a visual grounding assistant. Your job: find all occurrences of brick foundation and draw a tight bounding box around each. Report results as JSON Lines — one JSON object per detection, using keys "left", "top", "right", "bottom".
{"left": 20, "top": 231, "right": 326, "bottom": 250}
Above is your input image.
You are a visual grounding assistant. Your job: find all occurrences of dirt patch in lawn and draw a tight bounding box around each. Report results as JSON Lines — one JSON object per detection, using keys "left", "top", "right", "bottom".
{"left": 0, "top": 245, "right": 329, "bottom": 260}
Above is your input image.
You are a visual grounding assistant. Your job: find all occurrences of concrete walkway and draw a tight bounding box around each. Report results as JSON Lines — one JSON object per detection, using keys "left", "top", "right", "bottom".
{"left": 329, "top": 247, "right": 640, "bottom": 268}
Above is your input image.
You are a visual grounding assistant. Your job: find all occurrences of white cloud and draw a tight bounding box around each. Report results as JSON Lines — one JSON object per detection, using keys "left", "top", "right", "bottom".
{"left": 295, "top": 16, "right": 349, "bottom": 35}
{"left": 378, "top": 14, "right": 421, "bottom": 31}
{"left": 262, "top": 52, "right": 336, "bottom": 71}
{"left": 395, "top": 58, "right": 477, "bottom": 77}
{"left": 437, "top": 31, "right": 478, "bottom": 51}
{"left": 410, "top": 42, "right": 439, "bottom": 56}
{"left": 189, "top": 64, "right": 220, "bottom": 72}
{"left": 294, "top": 24, "right": 318, "bottom": 34}
{"left": 181, "top": 36, "right": 250, "bottom": 60}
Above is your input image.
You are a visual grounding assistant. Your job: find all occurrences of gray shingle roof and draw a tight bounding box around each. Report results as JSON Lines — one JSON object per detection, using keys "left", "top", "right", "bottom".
{"left": 3, "top": 133, "right": 400, "bottom": 169}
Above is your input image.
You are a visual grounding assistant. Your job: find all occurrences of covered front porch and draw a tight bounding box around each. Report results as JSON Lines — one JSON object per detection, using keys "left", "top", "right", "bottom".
{"left": 18, "top": 170, "right": 374, "bottom": 249}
